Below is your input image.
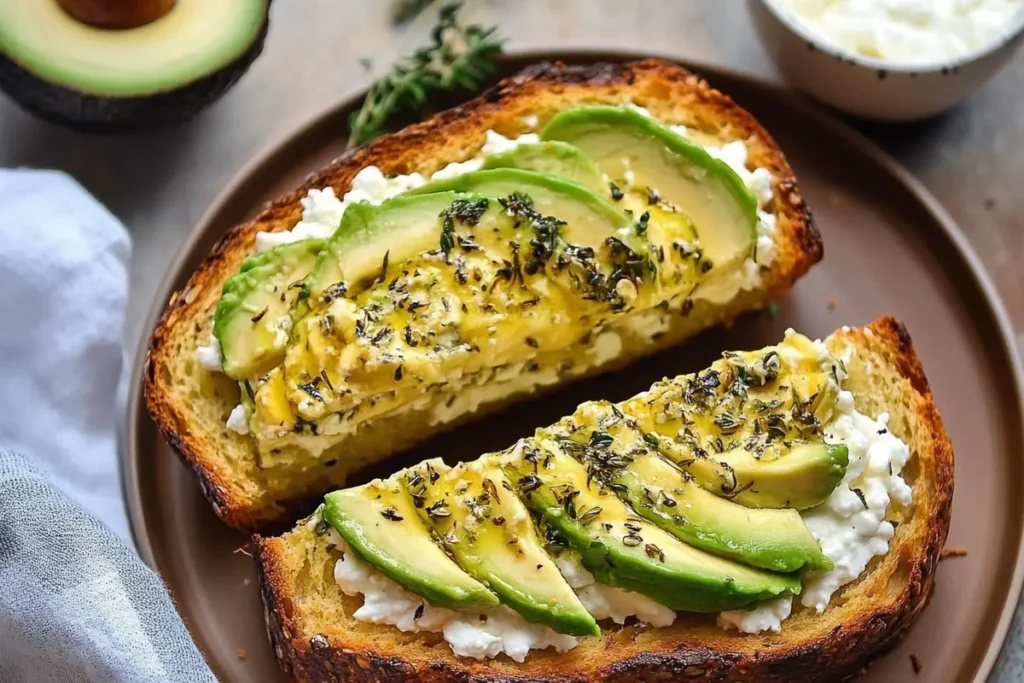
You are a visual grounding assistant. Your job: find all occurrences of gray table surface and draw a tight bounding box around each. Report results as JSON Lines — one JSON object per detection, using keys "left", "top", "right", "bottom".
{"left": 1, "top": 0, "right": 1021, "bottom": 679}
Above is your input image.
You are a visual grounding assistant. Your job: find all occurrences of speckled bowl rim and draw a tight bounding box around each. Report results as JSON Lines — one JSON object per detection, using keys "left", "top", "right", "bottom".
{"left": 757, "top": 0, "right": 1024, "bottom": 73}
{"left": 121, "top": 48, "right": 1024, "bottom": 682}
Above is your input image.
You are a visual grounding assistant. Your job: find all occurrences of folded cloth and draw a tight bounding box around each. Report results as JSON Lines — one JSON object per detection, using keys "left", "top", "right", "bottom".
{"left": 0, "top": 170, "right": 214, "bottom": 681}
{"left": 0, "top": 450, "right": 216, "bottom": 683}
{"left": 0, "top": 169, "right": 131, "bottom": 540}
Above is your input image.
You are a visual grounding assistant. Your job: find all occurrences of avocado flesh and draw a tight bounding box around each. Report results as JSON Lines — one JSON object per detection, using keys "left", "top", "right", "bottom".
{"left": 0, "top": 0, "right": 267, "bottom": 97}
{"left": 541, "top": 105, "right": 757, "bottom": 275}
{"left": 408, "top": 168, "right": 640, "bottom": 252}
{"left": 213, "top": 238, "right": 323, "bottom": 380}
{"left": 502, "top": 440, "right": 800, "bottom": 613}
{"left": 323, "top": 475, "right": 498, "bottom": 610}
{"left": 550, "top": 402, "right": 831, "bottom": 572}
{"left": 626, "top": 332, "right": 850, "bottom": 510}
{"left": 674, "top": 443, "right": 850, "bottom": 511}
{"left": 481, "top": 141, "right": 607, "bottom": 195}
{"left": 304, "top": 192, "right": 466, "bottom": 301}
{"left": 407, "top": 458, "right": 599, "bottom": 636}
{"left": 259, "top": 172, "right": 670, "bottom": 432}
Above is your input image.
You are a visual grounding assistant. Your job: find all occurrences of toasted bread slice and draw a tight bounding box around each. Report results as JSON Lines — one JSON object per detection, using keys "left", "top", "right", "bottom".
{"left": 255, "top": 316, "right": 954, "bottom": 683}
{"left": 145, "top": 59, "right": 822, "bottom": 531}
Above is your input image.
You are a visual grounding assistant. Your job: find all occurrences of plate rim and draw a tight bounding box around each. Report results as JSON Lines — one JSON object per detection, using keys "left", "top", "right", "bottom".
{"left": 122, "top": 48, "right": 1024, "bottom": 682}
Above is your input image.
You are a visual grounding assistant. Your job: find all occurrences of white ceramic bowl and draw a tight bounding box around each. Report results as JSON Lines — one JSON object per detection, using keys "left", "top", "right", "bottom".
{"left": 750, "top": 0, "right": 1024, "bottom": 121}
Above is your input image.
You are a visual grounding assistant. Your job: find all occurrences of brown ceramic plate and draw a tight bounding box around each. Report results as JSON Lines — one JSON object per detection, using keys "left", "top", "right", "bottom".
{"left": 124, "top": 52, "right": 1024, "bottom": 682}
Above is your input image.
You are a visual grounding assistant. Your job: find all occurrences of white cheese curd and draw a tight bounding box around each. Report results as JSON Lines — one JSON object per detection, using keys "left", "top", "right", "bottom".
{"left": 195, "top": 335, "right": 222, "bottom": 371}
{"left": 616, "top": 310, "right": 671, "bottom": 344}
{"left": 253, "top": 187, "right": 347, "bottom": 252}
{"left": 428, "top": 365, "right": 560, "bottom": 425}
{"left": 801, "top": 388, "right": 912, "bottom": 612}
{"left": 717, "top": 595, "right": 794, "bottom": 634}
{"left": 587, "top": 330, "right": 624, "bottom": 367}
{"left": 772, "top": 0, "right": 1024, "bottom": 64}
{"left": 716, "top": 341, "right": 912, "bottom": 634}
{"left": 332, "top": 541, "right": 577, "bottom": 662}
{"left": 555, "top": 554, "right": 677, "bottom": 628}
{"left": 225, "top": 404, "right": 249, "bottom": 435}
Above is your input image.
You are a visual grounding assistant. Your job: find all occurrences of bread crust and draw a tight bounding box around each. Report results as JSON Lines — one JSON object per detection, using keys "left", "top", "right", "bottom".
{"left": 254, "top": 316, "right": 954, "bottom": 683}
{"left": 145, "top": 59, "right": 822, "bottom": 531}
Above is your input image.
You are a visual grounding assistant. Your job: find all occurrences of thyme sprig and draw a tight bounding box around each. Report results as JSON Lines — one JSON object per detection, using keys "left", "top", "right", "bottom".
{"left": 350, "top": 2, "right": 504, "bottom": 145}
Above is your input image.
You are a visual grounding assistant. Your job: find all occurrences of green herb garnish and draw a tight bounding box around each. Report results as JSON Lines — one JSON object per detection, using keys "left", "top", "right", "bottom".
{"left": 350, "top": 2, "right": 503, "bottom": 145}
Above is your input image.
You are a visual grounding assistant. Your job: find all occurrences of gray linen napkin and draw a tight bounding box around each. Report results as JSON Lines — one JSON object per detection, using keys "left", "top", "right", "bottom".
{"left": 0, "top": 169, "right": 215, "bottom": 682}
{"left": 0, "top": 451, "right": 216, "bottom": 683}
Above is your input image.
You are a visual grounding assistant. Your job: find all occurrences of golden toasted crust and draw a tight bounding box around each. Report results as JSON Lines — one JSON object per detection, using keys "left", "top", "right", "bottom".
{"left": 145, "top": 59, "right": 822, "bottom": 531}
{"left": 254, "top": 316, "right": 954, "bottom": 683}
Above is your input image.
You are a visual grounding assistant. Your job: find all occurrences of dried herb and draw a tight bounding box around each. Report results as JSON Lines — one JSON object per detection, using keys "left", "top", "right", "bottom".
{"left": 609, "top": 182, "right": 624, "bottom": 201}
{"left": 380, "top": 507, "right": 404, "bottom": 521}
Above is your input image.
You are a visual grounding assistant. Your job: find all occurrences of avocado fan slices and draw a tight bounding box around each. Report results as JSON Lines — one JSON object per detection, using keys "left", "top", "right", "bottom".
{"left": 321, "top": 331, "right": 850, "bottom": 634}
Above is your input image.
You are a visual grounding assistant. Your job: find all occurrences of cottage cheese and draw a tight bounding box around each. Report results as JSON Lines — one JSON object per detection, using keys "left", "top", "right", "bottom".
{"left": 225, "top": 404, "right": 249, "bottom": 435}
{"left": 717, "top": 337, "right": 912, "bottom": 634}
{"left": 196, "top": 335, "right": 222, "bottom": 371}
{"left": 332, "top": 538, "right": 577, "bottom": 662}
{"left": 556, "top": 554, "right": 677, "bottom": 628}
{"left": 772, "top": 0, "right": 1024, "bottom": 65}
{"left": 331, "top": 529, "right": 677, "bottom": 662}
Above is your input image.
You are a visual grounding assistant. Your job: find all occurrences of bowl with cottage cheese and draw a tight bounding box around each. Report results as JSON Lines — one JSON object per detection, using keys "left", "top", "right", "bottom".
{"left": 751, "top": 0, "right": 1024, "bottom": 120}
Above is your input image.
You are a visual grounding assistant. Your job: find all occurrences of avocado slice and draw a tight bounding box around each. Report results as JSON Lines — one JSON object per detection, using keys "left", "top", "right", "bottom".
{"left": 304, "top": 191, "right": 465, "bottom": 301}
{"left": 502, "top": 439, "right": 801, "bottom": 613}
{"left": 323, "top": 474, "right": 499, "bottom": 610}
{"left": 481, "top": 141, "right": 607, "bottom": 194}
{"left": 306, "top": 168, "right": 646, "bottom": 303}
{"left": 407, "top": 458, "right": 599, "bottom": 636}
{"left": 550, "top": 402, "right": 831, "bottom": 572}
{"left": 213, "top": 238, "right": 323, "bottom": 380}
{"left": 664, "top": 442, "right": 850, "bottom": 511}
{"left": 541, "top": 106, "right": 757, "bottom": 274}
{"left": 0, "top": 0, "right": 268, "bottom": 131}
{"left": 408, "top": 168, "right": 638, "bottom": 252}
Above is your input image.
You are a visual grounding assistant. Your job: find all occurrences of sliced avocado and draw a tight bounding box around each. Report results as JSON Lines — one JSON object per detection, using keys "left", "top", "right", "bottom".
{"left": 408, "top": 168, "right": 637, "bottom": 251}
{"left": 213, "top": 238, "right": 323, "bottom": 380}
{"left": 541, "top": 105, "right": 757, "bottom": 273}
{"left": 667, "top": 442, "right": 850, "bottom": 510}
{"left": 0, "top": 0, "right": 268, "bottom": 131}
{"left": 407, "top": 458, "right": 599, "bottom": 636}
{"left": 323, "top": 474, "right": 498, "bottom": 610}
{"left": 550, "top": 402, "right": 831, "bottom": 572}
{"left": 502, "top": 439, "right": 800, "bottom": 613}
{"left": 304, "top": 191, "right": 465, "bottom": 301}
{"left": 481, "top": 141, "right": 607, "bottom": 194}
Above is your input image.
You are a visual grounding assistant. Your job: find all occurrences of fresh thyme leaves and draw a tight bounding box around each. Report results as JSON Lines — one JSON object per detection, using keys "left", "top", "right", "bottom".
{"left": 350, "top": 2, "right": 503, "bottom": 145}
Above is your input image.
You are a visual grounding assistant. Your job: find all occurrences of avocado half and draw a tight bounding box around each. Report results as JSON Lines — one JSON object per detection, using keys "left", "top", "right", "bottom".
{"left": 0, "top": 0, "right": 270, "bottom": 131}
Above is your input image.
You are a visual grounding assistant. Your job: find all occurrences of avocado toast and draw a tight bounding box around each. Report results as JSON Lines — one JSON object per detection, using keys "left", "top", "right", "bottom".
{"left": 257, "top": 316, "right": 953, "bottom": 682}
{"left": 145, "top": 59, "right": 822, "bottom": 531}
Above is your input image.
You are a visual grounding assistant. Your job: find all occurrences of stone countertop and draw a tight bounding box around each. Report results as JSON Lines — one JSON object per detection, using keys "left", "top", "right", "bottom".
{"left": 1, "top": 1, "right": 1021, "bottom": 679}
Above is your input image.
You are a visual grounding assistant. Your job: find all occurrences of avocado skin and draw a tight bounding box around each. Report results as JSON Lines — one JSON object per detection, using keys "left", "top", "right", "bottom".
{"left": 0, "top": 8, "right": 269, "bottom": 132}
